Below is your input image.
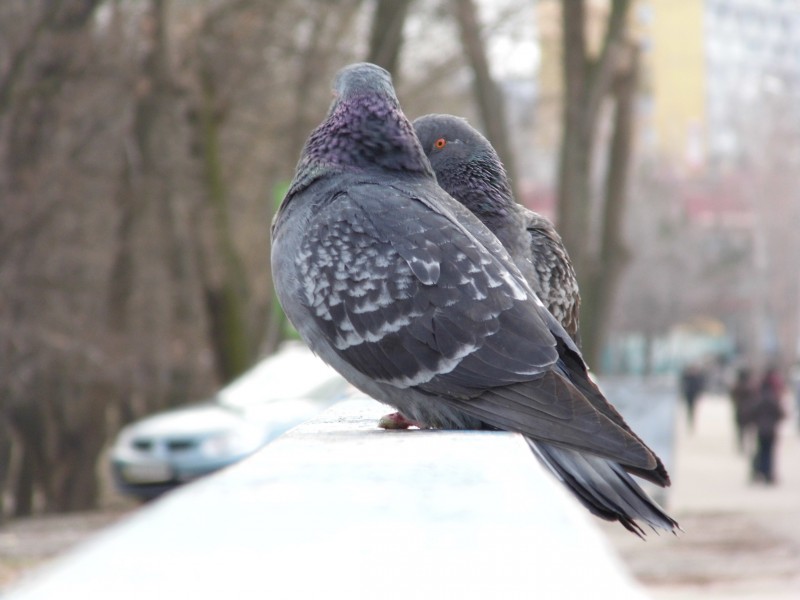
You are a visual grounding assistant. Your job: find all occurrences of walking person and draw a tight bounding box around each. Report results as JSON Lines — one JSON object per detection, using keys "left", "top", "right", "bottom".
{"left": 791, "top": 361, "right": 800, "bottom": 432}
{"left": 680, "top": 363, "right": 706, "bottom": 432}
{"left": 751, "top": 365, "right": 787, "bottom": 485}
{"left": 729, "top": 367, "right": 757, "bottom": 454}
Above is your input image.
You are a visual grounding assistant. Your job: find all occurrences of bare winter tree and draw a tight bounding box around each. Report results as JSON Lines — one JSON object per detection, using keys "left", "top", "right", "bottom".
{"left": 0, "top": 0, "right": 115, "bottom": 514}
{"left": 556, "top": 0, "right": 635, "bottom": 369}
{"left": 367, "top": 0, "right": 414, "bottom": 75}
{"left": 0, "top": 0, "right": 369, "bottom": 517}
{"left": 451, "top": 0, "right": 517, "bottom": 189}
{"left": 578, "top": 42, "right": 639, "bottom": 369}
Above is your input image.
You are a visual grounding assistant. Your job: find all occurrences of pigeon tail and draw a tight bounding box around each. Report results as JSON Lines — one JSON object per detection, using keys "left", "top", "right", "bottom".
{"left": 526, "top": 438, "right": 679, "bottom": 537}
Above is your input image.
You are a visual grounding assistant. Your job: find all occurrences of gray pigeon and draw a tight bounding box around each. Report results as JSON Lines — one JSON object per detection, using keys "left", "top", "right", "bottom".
{"left": 379, "top": 115, "right": 580, "bottom": 430}
{"left": 413, "top": 114, "right": 580, "bottom": 340}
{"left": 271, "top": 62, "right": 677, "bottom": 536}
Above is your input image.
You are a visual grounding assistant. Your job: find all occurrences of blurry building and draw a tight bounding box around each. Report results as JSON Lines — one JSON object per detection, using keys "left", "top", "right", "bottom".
{"left": 528, "top": 0, "right": 800, "bottom": 370}
{"left": 531, "top": 0, "right": 800, "bottom": 168}
{"left": 705, "top": 0, "right": 800, "bottom": 168}
{"left": 643, "top": 0, "right": 706, "bottom": 169}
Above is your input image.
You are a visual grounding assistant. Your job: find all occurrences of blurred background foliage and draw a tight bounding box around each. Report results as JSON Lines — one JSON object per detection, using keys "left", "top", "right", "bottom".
{"left": 1, "top": 0, "right": 798, "bottom": 516}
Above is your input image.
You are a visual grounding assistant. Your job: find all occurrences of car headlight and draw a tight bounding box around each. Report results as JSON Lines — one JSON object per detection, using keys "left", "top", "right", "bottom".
{"left": 198, "top": 428, "right": 264, "bottom": 459}
{"left": 110, "top": 425, "right": 140, "bottom": 459}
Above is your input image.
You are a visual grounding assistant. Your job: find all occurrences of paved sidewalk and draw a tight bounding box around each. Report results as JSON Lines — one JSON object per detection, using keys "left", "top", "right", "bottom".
{"left": 601, "top": 393, "right": 800, "bottom": 598}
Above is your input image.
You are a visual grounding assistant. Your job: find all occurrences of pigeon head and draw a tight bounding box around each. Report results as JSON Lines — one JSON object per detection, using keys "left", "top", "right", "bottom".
{"left": 413, "top": 114, "right": 513, "bottom": 219}
{"left": 331, "top": 62, "right": 395, "bottom": 107}
{"left": 295, "top": 63, "right": 432, "bottom": 179}
{"left": 414, "top": 114, "right": 489, "bottom": 167}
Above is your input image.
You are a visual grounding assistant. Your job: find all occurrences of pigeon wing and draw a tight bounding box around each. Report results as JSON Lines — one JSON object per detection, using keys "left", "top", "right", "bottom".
{"left": 296, "top": 179, "right": 556, "bottom": 389}
{"left": 522, "top": 208, "right": 581, "bottom": 340}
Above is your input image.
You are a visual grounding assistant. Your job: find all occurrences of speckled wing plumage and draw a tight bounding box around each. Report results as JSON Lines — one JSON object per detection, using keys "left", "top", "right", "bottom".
{"left": 271, "top": 64, "right": 677, "bottom": 535}
{"left": 295, "top": 180, "right": 552, "bottom": 391}
{"left": 522, "top": 209, "right": 581, "bottom": 341}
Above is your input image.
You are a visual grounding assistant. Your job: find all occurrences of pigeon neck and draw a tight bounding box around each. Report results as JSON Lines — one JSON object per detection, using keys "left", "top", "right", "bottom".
{"left": 305, "top": 95, "right": 433, "bottom": 177}
{"left": 444, "top": 157, "right": 514, "bottom": 221}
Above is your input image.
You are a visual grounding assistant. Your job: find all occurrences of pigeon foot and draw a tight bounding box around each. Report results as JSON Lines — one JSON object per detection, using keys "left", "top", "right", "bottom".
{"left": 378, "top": 412, "right": 421, "bottom": 430}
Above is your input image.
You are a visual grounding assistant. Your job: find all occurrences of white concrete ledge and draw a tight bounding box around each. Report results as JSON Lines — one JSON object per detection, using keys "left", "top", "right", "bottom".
{"left": 7, "top": 400, "right": 646, "bottom": 599}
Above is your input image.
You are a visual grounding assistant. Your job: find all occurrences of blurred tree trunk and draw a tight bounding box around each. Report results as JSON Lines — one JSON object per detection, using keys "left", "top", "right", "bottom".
{"left": 13, "top": 432, "right": 37, "bottom": 517}
{"left": 195, "top": 68, "right": 253, "bottom": 383}
{"left": 578, "top": 44, "right": 638, "bottom": 370}
{"left": 45, "top": 383, "right": 109, "bottom": 512}
{"left": 191, "top": 21, "right": 256, "bottom": 383}
{"left": 1, "top": 0, "right": 107, "bottom": 514}
{"left": 367, "top": 0, "right": 413, "bottom": 75}
{"left": 3, "top": 0, "right": 103, "bottom": 191}
{"left": 108, "top": 0, "right": 170, "bottom": 334}
{"left": 0, "top": 415, "right": 10, "bottom": 521}
{"left": 556, "top": 0, "right": 632, "bottom": 370}
{"left": 108, "top": 0, "right": 201, "bottom": 412}
{"left": 452, "top": 0, "right": 517, "bottom": 192}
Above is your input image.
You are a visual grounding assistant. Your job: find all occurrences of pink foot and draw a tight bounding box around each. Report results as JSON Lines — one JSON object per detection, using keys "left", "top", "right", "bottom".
{"left": 378, "top": 412, "right": 422, "bottom": 430}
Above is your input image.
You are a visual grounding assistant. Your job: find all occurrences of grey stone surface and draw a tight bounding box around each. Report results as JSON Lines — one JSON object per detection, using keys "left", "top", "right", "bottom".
{"left": 7, "top": 400, "right": 646, "bottom": 599}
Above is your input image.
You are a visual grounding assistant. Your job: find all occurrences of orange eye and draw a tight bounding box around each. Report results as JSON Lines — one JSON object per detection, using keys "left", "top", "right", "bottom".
{"left": 434, "top": 138, "right": 447, "bottom": 149}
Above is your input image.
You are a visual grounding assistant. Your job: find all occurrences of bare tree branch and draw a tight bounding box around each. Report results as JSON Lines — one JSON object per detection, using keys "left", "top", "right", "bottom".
{"left": 367, "top": 0, "right": 413, "bottom": 75}
{"left": 452, "top": 0, "right": 517, "bottom": 189}
{"left": 556, "top": 0, "right": 635, "bottom": 369}
{"left": 586, "top": 0, "right": 630, "bottom": 124}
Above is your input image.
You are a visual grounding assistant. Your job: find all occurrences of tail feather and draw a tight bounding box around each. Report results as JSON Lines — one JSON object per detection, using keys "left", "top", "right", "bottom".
{"left": 526, "top": 438, "right": 679, "bottom": 537}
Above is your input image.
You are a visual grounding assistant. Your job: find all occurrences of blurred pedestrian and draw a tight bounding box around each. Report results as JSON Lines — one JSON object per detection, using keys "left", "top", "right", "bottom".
{"left": 750, "top": 365, "right": 787, "bottom": 485}
{"left": 680, "top": 363, "right": 706, "bottom": 432}
{"left": 791, "top": 362, "right": 800, "bottom": 432}
{"left": 729, "top": 367, "right": 757, "bottom": 453}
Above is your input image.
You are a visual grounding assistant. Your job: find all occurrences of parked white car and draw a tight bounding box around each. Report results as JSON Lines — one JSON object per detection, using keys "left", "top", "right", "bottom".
{"left": 110, "top": 342, "right": 349, "bottom": 500}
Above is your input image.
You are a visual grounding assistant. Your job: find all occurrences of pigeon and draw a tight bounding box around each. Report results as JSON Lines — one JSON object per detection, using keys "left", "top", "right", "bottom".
{"left": 413, "top": 114, "right": 580, "bottom": 340}
{"left": 379, "top": 115, "right": 580, "bottom": 431}
{"left": 271, "top": 62, "right": 678, "bottom": 535}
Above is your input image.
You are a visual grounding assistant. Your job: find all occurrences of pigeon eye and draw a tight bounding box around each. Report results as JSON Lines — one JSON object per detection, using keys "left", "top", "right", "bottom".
{"left": 434, "top": 138, "right": 447, "bottom": 149}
